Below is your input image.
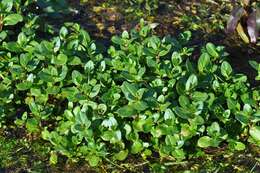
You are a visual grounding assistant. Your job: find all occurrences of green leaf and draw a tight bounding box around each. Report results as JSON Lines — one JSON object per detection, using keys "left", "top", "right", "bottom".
{"left": 178, "top": 95, "right": 190, "bottom": 108}
{"left": 4, "top": 14, "right": 23, "bottom": 26}
{"left": 49, "top": 151, "right": 58, "bottom": 165}
{"left": 174, "top": 107, "right": 193, "bottom": 119}
{"left": 41, "top": 128, "right": 50, "bottom": 140}
{"left": 249, "top": 60, "right": 259, "bottom": 70}
{"left": 26, "top": 118, "right": 39, "bottom": 133}
{"left": 249, "top": 126, "right": 260, "bottom": 142}
{"left": 233, "top": 141, "right": 246, "bottom": 151}
{"left": 17, "top": 32, "right": 27, "bottom": 46}
{"left": 0, "top": 31, "right": 7, "bottom": 42}
{"left": 87, "top": 155, "right": 101, "bottom": 167}
{"left": 101, "top": 117, "right": 117, "bottom": 128}
{"left": 185, "top": 74, "right": 198, "bottom": 91}
{"left": 133, "top": 118, "right": 153, "bottom": 132}
{"left": 111, "top": 36, "right": 122, "bottom": 45}
{"left": 192, "top": 92, "right": 208, "bottom": 102}
{"left": 171, "top": 149, "right": 186, "bottom": 160}
{"left": 221, "top": 61, "right": 232, "bottom": 79}
{"left": 164, "top": 108, "right": 175, "bottom": 120}
{"left": 114, "top": 150, "right": 128, "bottom": 161}
{"left": 72, "top": 70, "right": 83, "bottom": 85}
{"left": 146, "top": 56, "right": 157, "bottom": 67}
{"left": 98, "top": 104, "right": 107, "bottom": 114}
{"left": 171, "top": 52, "right": 182, "bottom": 66}
{"left": 89, "top": 84, "right": 101, "bottom": 98}
{"left": 16, "top": 81, "right": 33, "bottom": 91}
{"left": 186, "top": 59, "right": 195, "bottom": 74}
{"left": 68, "top": 56, "right": 82, "bottom": 65}
{"left": 207, "top": 122, "right": 220, "bottom": 136}
{"left": 198, "top": 53, "right": 211, "bottom": 73}
{"left": 52, "top": 54, "right": 68, "bottom": 65}
{"left": 235, "top": 113, "right": 249, "bottom": 124}
{"left": 101, "top": 130, "right": 121, "bottom": 143}
{"left": 85, "top": 60, "right": 95, "bottom": 72}
{"left": 131, "top": 141, "right": 143, "bottom": 154}
{"left": 116, "top": 105, "right": 137, "bottom": 117}
{"left": 159, "top": 44, "right": 172, "bottom": 57}
{"left": 3, "top": 42, "right": 22, "bottom": 52}
{"left": 121, "top": 82, "right": 138, "bottom": 100}
{"left": 2, "top": 0, "right": 13, "bottom": 11}
{"left": 122, "top": 31, "right": 129, "bottom": 39}
{"left": 197, "top": 136, "right": 214, "bottom": 148}
{"left": 132, "top": 101, "right": 148, "bottom": 111}
{"left": 59, "top": 26, "right": 68, "bottom": 39}
{"left": 227, "top": 98, "right": 239, "bottom": 111}
{"left": 61, "top": 87, "right": 80, "bottom": 99}
{"left": 206, "top": 43, "right": 219, "bottom": 59}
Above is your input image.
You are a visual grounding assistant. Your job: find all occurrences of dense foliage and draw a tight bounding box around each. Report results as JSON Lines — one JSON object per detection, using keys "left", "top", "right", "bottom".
{"left": 0, "top": 0, "right": 259, "bottom": 171}
{"left": 250, "top": 60, "right": 260, "bottom": 80}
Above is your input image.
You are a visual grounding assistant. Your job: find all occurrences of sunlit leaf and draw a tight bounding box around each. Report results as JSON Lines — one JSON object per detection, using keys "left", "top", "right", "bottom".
{"left": 3, "top": 14, "right": 23, "bottom": 26}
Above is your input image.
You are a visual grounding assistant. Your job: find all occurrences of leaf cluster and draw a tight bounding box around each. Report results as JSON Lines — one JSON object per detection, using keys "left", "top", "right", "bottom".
{"left": 0, "top": 2, "right": 259, "bottom": 168}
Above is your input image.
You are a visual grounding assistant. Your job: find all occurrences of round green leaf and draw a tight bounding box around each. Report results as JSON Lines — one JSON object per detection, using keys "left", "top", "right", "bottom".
{"left": 234, "top": 141, "right": 246, "bottom": 151}
{"left": 198, "top": 53, "right": 211, "bottom": 73}
{"left": 221, "top": 61, "right": 232, "bottom": 79}
{"left": 72, "top": 70, "right": 83, "bottom": 85}
{"left": 249, "top": 126, "right": 260, "bottom": 142}
{"left": 206, "top": 43, "right": 219, "bottom": 59}
{"left": 116, "top": 105, "right": 137, "bottom": 117}
{"left": 87, "top": 155, "right": 101, "bottom": 167}
{"left": 52, "top": 54, "right": 68, "bottom": 65}
{"left": 131, "top": 141, "right": 143, "bottom": 154}
{"left": 185, "top": 74, "right": 198, "bottom": 91}
{"left": 4, "top": 14, "right": 23, "bottom": 26}
{"left": 114, "top": 150, "right": 128, "bottom": 161}
{"left": 197, "top": 136, "right": 213, "bottom": 148}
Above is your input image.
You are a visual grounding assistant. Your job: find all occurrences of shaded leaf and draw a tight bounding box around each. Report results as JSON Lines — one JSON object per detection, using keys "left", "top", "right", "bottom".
{"left": 249, "top": 60, "right": 259, "bottom": 70}
{"left": 116, "top": 105, "right": 137, "bottom": 117}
